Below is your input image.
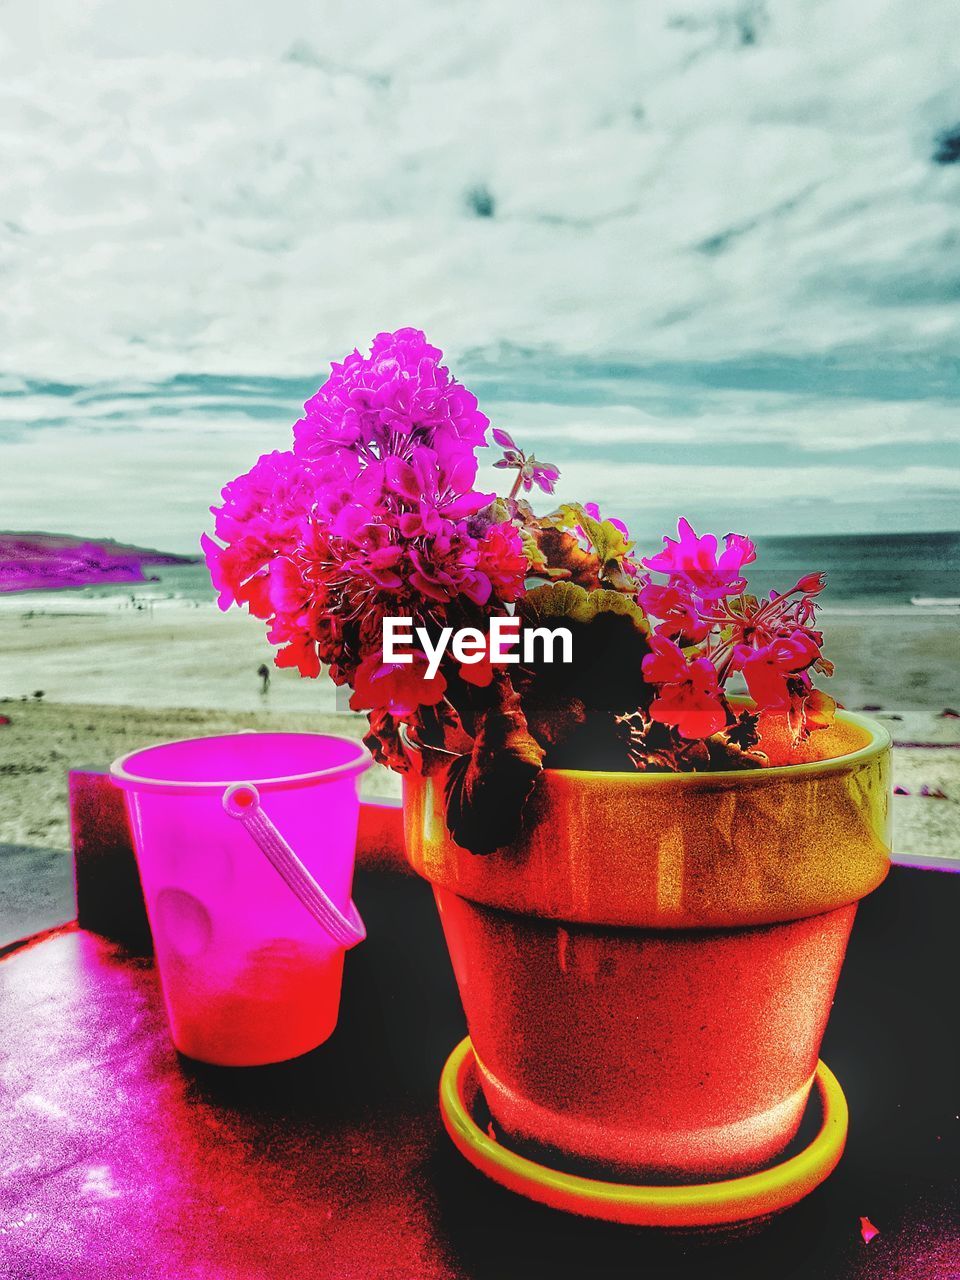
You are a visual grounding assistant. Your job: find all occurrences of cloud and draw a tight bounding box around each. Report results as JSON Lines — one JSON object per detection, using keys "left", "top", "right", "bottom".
{"left": 522, "top": 457, "right": 960, "bottom": 538}
{"left": 1, "top": 0, "right": 958, "bottom": 540}
{"left": 1, "top": 0, "right": 960, "bottom": 383}
{"left": 490, "top": 394, "right": 960, "bottom": 454}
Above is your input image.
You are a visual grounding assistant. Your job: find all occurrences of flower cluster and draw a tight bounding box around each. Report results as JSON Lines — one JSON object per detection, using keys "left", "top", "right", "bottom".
{"left": 636, "top": 518, "right": 832, "bottom": 748}
{"left": 202, "top": 330, "right": 527, "bottom": 725}
{"left": 205, "top": 329, "right": 836, "bottom": 850}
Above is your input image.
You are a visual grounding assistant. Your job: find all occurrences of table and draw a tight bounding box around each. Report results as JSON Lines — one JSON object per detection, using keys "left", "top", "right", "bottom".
{"left": 1, "top": 863, "right": 957, "bottom": 1279}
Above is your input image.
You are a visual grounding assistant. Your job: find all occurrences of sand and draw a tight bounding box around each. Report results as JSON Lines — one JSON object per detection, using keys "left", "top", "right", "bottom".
{"left": 0, "top": 604, "right": 957, "bottom": 860}
{"left": 0, "top": 602, "right": 342, "bottom": 714}
{"left": 0, "top": 700, "right": 400, "bottom": 850}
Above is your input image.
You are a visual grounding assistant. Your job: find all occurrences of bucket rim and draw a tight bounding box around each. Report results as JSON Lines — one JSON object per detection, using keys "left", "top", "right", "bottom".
{"left": 110, "top": 731, "right": 372, "bottom": 794}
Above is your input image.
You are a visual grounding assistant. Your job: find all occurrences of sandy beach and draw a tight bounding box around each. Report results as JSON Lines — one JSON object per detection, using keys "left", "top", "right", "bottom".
{"left": 0, "top": 698, "right": 402, "bottom": 848}
{"left": 0, "top": 599, "right": 343, "bottom": 714}
{"left": 0, "top": 695, "right": 955, "bottom": 861}
{"left": 0, "top": 601, "right": 956, "bottom": 861}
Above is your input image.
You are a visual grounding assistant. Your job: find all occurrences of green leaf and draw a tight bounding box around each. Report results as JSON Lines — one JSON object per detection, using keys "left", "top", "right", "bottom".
{"left": 515, "top": 584, "right": 654, "bottom": 762}
{"left": 578, "top": 509, "right": 634, "bottom": 566}
{"left": 519, "top": 526, "right": 549, "bottom": 574}
{"left": 549, "top": 502, "right": 632, "bottom": 555}
{"left": 526, "top": 526, "right": 602, "bottom": 587}
{"left": 518, "top": 581, "right": 650, "bottom": 633}
{"left": 486, "top": 497, "right": 514, "bottom": 526}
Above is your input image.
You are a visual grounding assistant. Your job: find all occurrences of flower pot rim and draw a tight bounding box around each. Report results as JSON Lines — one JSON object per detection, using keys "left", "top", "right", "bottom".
{"left": 402, "top": 705, "right": 891, "bottom": 927}
{"left": 405, "top": 705, "right": 890, "bottom": 787}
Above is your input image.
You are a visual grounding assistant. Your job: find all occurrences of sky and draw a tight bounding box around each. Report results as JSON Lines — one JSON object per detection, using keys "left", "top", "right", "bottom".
{"left": 1, "top": 0, "right": 959, "bottom": 549}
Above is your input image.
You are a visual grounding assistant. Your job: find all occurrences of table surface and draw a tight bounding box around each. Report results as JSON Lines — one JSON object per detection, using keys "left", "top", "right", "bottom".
{"left": 1, "top": 863, "right": 958, "bottom": 1280}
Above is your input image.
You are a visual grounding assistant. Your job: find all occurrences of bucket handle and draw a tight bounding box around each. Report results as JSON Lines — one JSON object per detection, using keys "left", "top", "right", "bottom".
{"left": 222, "top": 783, "right": 365, "bottom": 949}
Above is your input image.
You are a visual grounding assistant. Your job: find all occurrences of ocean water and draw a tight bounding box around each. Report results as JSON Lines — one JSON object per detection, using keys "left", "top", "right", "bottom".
{"left": 756, "top": 531, "right": 960, "bottom": 609}
{"left": 4, "top": 529, "right": 956, "bottom": 617}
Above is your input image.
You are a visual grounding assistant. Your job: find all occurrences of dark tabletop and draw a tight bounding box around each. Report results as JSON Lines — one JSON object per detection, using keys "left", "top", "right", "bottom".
{"left": 0, "top": 863, "right": 957, "bottom": 1280}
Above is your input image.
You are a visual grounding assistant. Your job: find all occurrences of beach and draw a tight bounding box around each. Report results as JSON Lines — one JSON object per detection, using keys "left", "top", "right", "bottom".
{"left": 0, "top": 597, "right": 956, "bottom": 950}
{"left": 0, "top": 599, "right": 956, "bottom": 860}
{"left": 0, "top": 597, "right": 344, "bottom": 714}
{"left": 0, "top": 605, "right": 404, "bottom": 946}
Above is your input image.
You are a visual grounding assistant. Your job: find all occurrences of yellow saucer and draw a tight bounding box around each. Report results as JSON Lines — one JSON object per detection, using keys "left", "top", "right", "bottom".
{"left": 439, "top": 1037, "right": 848, "bottom": 1228}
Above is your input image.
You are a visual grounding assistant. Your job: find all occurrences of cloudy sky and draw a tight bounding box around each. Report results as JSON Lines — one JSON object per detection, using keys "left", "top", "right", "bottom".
{"left": 1, "top": 0, "right": 958, "bottom": 548}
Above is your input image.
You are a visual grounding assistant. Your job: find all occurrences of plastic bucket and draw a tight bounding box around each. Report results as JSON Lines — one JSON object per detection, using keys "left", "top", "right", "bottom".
{"left": 111, "top": 732, "right": 371, "bottom": 1066}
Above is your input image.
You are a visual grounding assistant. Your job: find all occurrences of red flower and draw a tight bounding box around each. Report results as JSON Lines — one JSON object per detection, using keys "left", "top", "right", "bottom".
{"left": 273, "top": 632, "right": 321, "bottom": 679}
{"left": 349, "top": 652, "right": 447, "bottom": 717}
{"left": 794, "top": 572, "right": 826, "bottom": 595}
{"left": 201, "top": 532, "right": 274, "bottom": 612}
{"left": 642, "top": 636, "right": 726, "bottom": 739}
{"left": 476, "top": 524, "right": 528, "bottom": 602}
{"left": 733, "top": 633, "right": 822, "bottom": 712}
{"left": 637, "top": 580, "right": 711, "bottom": 642}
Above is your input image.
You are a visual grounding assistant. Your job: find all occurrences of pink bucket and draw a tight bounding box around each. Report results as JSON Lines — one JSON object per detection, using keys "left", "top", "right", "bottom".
{"left": 111, "top": 732, "right": 371, "bottom": 1066}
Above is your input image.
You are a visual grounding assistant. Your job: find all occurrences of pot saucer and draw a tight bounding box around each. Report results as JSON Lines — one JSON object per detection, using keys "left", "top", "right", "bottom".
{"left": 438, "top": 1036, "right": 848, "bottom": 1228}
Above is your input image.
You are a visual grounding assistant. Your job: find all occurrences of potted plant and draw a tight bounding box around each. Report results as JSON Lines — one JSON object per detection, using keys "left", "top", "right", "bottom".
{"left": 204, "top": 329, "right": 890, "bottom": 1180}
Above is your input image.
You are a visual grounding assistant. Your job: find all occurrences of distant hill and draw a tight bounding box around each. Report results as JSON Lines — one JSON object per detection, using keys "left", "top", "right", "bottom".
{"left": 0, "top": 532, "right": 199, "bottom": 594}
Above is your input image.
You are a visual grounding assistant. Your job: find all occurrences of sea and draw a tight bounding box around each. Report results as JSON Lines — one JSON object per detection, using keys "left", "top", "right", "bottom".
{"left": 2, "top": 530, "right": 957, "bottom": 617}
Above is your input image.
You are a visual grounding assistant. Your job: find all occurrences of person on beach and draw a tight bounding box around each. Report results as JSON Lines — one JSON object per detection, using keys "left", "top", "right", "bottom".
{"left": 257, "top": 663, "right": 270, "bottom": 696}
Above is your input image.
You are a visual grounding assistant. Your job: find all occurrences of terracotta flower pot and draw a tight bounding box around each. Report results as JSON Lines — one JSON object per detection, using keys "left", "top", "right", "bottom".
{"left": 403, "top": 710, "right": 891, "bottom": 1179}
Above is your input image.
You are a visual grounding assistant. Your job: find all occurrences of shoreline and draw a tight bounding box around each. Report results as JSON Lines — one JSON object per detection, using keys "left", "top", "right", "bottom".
{"left": 1, "top": 589, "right": 956, "bottom": 617}
{"left": 0, "top": 700, "right": 401, "bottom": 853}
{"left": 0, "top": 531, "right": 197, "bottom": 594}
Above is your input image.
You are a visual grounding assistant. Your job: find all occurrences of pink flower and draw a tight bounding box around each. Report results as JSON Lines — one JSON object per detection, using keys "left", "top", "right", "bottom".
{"left": 491, "top": 428, "right": 522, "bottom": 459}
{"left": 492, "top": 429, "right": 561, "bottom": 496}
{"left": 475, "top": 524, "right": 527, "bottom": 602}
{"left": 295, "top": 328, "right": 489, "bottom": 472}
{"left": 635, "top": 521, "right": 830, "bottom": 728}
{"left": 209, "top": 450, "right": 316, "bottom": 549}
{"left": 201, "top": 450, "right": 317, "bottom": 610}
{"left": 408, "top": 534, "right": 489, "bottom": 605}
{"left": 268, "top": 554, "right": 318, "bottom": 618}
{"left": 642, "top": 636, "right": 726, "bottom": 739}
{"left": 204, "top": 332, "right": 528, "bottom": 704}
{"left": 203, "top": 333, "right": 837, "bottom": 771}
{"left": 642, "top": 518, "right": 756, "bottom": 600}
